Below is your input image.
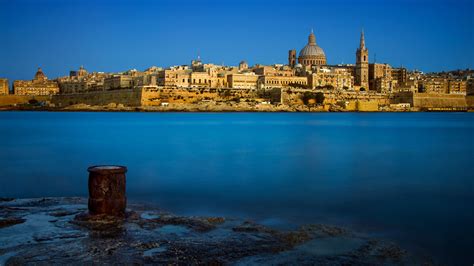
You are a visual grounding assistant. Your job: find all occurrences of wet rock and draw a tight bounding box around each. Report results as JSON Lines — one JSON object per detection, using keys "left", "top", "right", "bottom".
{"left": 72, "top": 212, "right": 126, "bottom": 238}
{"left": 0, "top": 198, "right": 14, "bottom": 202}
{"left": 275, "top": 229, "right": 312, "bottom": 247}
{"left": 232, "top": 221, "right": 276, "bottom": 234}
{"left": 0, "top": 197, "right": 429, "bottom": 264}
{"left": 143, "top": 214, "right": 218, "bottom": 232}
{"left": 0, "top": 217, "right": 26, "bottom": 228}
{"left": 300, "top": 224, "right": 350, "bottom": 237}
{"left": 205, "top": 217, "right": 225, "bottom": 224}
{"left": 50, "top": 210, "right": 82, "bottom": 217}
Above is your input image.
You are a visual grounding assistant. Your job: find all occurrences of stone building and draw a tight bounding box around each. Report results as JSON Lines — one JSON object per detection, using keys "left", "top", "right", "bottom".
{"left": 158, "top": 66, "right": 190, "bottom": 87}
{"left": 447, "top": 79, "right": 466, "bottom": 95}
{"left": 157, "top": 63, "right": 231, "bottom": 89}
{"left": 253, "top": 65, "right": 294, "bottom": 77}
{"left": 355, "top": 31, "right": 369, "bottom": 90}
{"left": 258, "top": 75, "right": 307, "bottom": 89}
{"left": 239, "top": 61, "right": 249, "bottom": 71}
{"left": 69, "top": 66, "right": 88, "bottom": 78}
{"left": 308, "top": 67, "right": 353, "bottom": 90}
{"left": 0, "top": 78, "right": 9, "bottom": 95}
{"left": 227, "top": 73, "right": 259, "bottom": 89}
{"left": 289, "top": 30, "right": 327, "bottom": 67}
{"left": 369, "top": 63, "right": 393, "bottom": 93}
{"left": 391, "top": 67, "right": 407, "bottom": 88}
{"left": 103, "top": 75, "right": 133, "bottom": 90}
{"left": 13, "top": 68, "right": 59, "bottom": 96}
{"left": 467, "top": 77, "right": 474, "bottom": 96}
{"left": 418, "top": 77, "right": 448, "bottom": 94}
{"left": 58, "top": 66, "right": 106, "bottom": 94}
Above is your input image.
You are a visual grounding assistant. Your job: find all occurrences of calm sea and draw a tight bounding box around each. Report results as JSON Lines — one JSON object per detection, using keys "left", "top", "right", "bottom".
{"left": 0, "top": 112, "right": 472, "bottom": 264}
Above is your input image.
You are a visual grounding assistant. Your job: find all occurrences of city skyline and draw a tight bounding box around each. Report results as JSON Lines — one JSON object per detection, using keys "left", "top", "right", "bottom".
{"left": 1, "top": 0, "right": 473, "bottom": 82}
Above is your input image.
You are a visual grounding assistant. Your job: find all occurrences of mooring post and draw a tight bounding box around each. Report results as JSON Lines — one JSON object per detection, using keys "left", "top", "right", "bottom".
{"left": 87, "top": 165, "right": 127, "bottom": 217}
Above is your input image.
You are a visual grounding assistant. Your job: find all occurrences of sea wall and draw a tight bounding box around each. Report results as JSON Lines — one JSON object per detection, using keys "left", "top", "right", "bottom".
{"left": 141, "top": 87, "right": 258, "bottom": 106}
{"left": 281, "top": 89, "right": 389, "bottom": 111}
{"left": 393, "top": 92, "right": 467, "bottom": 108}
{"left": 52, "top": 89, "right": 143, "bottom": 107}
{"left": 0, "top": 95, "right": 51, "bottom": 106}
{"left": 466, "top": 96, "right": 474, "bottom": 109}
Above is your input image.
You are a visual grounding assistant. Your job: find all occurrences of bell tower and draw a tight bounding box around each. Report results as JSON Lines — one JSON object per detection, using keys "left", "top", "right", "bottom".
{"left": 355, "top": 30, "right": 369, "bottom": 90}
{"left": 288, "top": 49, "right": 296, "bottom": 68}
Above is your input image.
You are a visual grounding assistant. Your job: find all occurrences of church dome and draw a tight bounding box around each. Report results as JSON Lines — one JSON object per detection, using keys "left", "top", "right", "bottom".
{"left": 299, "top": 43, "right": 325, "bottom": 58}
{"left": 298, "top": 31, "right": 327, "bottom": 66}
{"left": 34, "top": 67, "right": 47, "bottom": 81}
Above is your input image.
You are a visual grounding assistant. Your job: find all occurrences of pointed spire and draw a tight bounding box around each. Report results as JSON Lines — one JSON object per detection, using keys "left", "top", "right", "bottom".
{"left": 360, "top": 29, "right": 366, "bottom": 50}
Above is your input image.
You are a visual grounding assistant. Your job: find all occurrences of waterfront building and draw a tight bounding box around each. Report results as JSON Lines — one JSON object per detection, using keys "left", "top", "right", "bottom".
{"left": 258, "top": 75, "right": 307, "bottom": 89}
{"left": 157, "top": 62, "right": 232, "bottom": 89}
{"left": 103, "top": 75, "right": 133, "bottom": 90}
{"left": 227, "top": 73, "right": 259, "bottom": 89}
{"left": 13, "top": 68, "right": 59, "bottom": 96}
{"left": 253, "top": 65, "right": 294, "bottom": 77}
{"left": 418, "top": 77, "right": 448, "bottom": 94}
{"left": 369, "top": 63, "right": 394, "bottom": 93}
{"left": 467, "top": 77, "right": 474, "bottom": 96}
{"left": 447, "top": 79, "right": 467, "bottom": 95}
{"left": 355, "top": 30, "right": 369, "bottom": 90}
{"left": 134, "top": 74, "right": 157, "bottom": 88}
{"left": 58, "top": 66, "right": 107, "bottom": 94}
{"left": 144, "top": 66, "right": 162, "bottom": 74}
{"left": 308, "top": 67, "right": 354, "bottom": 90}
{"left": 391, "top": 67, "right": 408, "bottom": 88}
{"left": 0, "top": 78, "right": 9, "bottom": 95}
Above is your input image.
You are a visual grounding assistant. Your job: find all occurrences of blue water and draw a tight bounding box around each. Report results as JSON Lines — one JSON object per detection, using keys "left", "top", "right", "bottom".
{"left": 0, "top": 112, "right": 473, "bottom": 264}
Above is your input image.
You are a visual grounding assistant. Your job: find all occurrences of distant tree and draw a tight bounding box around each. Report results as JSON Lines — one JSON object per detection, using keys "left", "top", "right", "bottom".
{"left": 315, "top": 92, "right": 325, "bottom": 104}
{"left": 301, "top": 91, "right": 325, "bottom": 106}
{"left": 28, "top": 99, "right": 38, "bottom": 105}
{"left": 324, "top": 85, "right": 334, "bottom": 90}
{"left": 301, "top": 91, "right": 313, "bottom": 105}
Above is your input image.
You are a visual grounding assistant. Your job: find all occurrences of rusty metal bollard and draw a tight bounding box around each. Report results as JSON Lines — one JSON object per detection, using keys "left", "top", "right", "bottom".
{"left": 87, "top": 165, "right": 127, "bottom": 217}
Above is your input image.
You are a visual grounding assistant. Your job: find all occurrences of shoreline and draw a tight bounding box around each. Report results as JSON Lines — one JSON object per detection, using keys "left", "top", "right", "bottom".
{"left": 0, "top": 197, "right": 431, "bottom": 264}
{"left": 1, "top": 105, "right": 468, "bottom": 113}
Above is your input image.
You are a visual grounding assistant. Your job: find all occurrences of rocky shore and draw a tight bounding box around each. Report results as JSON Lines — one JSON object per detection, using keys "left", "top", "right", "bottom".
{"left": 0, "top": 197, "right": 431, "bottom": 265}
{"left": 0, "top": 102, "right": 417, "bottom": 112}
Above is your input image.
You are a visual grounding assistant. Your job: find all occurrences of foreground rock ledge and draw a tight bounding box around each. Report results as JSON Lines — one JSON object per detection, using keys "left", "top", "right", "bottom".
{"left": 0, "top": 197, "right": 430, "bottom": 265}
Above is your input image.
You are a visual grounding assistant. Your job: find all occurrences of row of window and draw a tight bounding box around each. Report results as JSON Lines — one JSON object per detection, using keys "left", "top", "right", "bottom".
{"left": 265, "top": 80, "right": 306, "bottom": 85}
{"left": 301, "top": 59, "right": 325, "bottom": 65}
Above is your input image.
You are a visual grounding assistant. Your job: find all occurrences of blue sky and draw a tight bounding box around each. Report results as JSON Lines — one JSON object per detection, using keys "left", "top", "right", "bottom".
{"left": 0, "top": 0, "right": 473, "bottom": 82}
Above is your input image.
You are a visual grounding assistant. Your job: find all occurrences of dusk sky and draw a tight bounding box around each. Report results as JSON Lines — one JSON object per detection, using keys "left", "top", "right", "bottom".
{"left": 0, "top": 0, "right": 473, "bottom": 82}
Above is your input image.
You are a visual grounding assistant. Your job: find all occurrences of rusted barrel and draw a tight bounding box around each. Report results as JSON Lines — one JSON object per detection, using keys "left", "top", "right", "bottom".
{"left": 87, "top": 165, "right": 127, "bottom": 216}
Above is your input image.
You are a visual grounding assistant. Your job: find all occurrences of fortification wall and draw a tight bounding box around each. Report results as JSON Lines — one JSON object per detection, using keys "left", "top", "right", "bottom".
{"left": 141, "top": 87, "right": 257, "bottom": 106}
{"left": 392, "top": 92, "right": 466, "bottom": 108}
{"left": 281, "top": 89, "right": 389, "bottom": 110}
{"left": 0, "top": 95, "right": 51, "bottom": 106}
{"left": 465, "top": 96, "right": 474, "bottom": 108}
{"left": 52, "top": 89, "right": 142, "bottom": 107}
